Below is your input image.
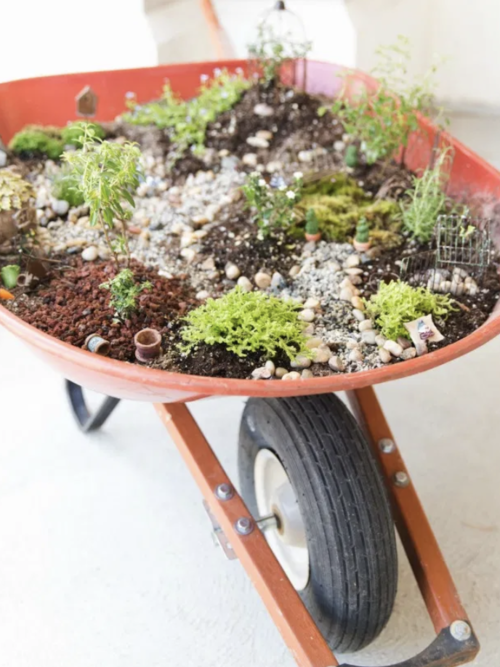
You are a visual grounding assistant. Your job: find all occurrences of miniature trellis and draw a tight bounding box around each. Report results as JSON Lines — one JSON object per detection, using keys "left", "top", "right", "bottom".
{"left": 400, "top": 215, "right": 492, "bottom": 294}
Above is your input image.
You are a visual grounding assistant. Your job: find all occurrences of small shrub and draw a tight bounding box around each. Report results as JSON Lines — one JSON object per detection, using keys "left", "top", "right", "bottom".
{"left": 51, "top": 166, "right": 85, "bottom": 207}
{"left": 100, "top": 268, "right": 152, "bottom": 317}
{"left": 401, "top": 150, "right": 451, "bottom": 243}
{"left": 355, "top": 217, "right": 369, "bottom": 244}
{"left": 180, "top": 287, "right": 310, "bottom": 360}
{"left": 248, "top": 23, "right": 311, "bottom": 86}
{"left": 305, "top": 208, "right": 319, "bottom": 235}
{"left": 242, "top": 171, "right": 303, "bottom": 236}
{"left": 61, "top": 122, "right": 105, "bottom": 148}
{"left": 9, "top": 126, "right": 64, "bottom": 160}
{"left": 1, "top": 264, "right": 20, "bottom": 289}
{"left": 63, "top": 123, "right": 142, "bottom": 267}
{"left": 0, "top": 170, "right": 34, "bottom": 210}
{"left": 364, "top": 280, "right": 456, "bottom": 340}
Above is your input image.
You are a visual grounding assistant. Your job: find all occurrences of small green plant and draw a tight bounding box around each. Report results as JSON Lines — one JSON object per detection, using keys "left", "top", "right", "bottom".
{"left": 63, "top": 124, "right": 142, "bottom": 267}
{"left": 305, "top": 208, "right": 319, "bottom": 235}
{"left": 61, "top": 121, "right": 105, "bottom": 148}
{"left": 51, "top": 165, "right": 85, "bottom": 207}
{"left": 1, "top": 264, "right": 20, "bottom": 289}
{"left": 9, "top": 126, "right": 64, "bottom": 160}
{"left": 0, "top": 170, "right": 34, "bottom": 210}
{"left": 327, "top": 36, "right": 444, "bottom": 166}
{"left": 248, "top": 23, "right": 311, "bottom": 86}
{"left": 355, "top": 217, "right": 370, "bottom": 244}
{"left": 100, "top": 268, "right": 152, "bottom": 318}
{"left": 401, "top": 150, "right": 451, "bottom": 243}
{"left": 180, "top": 287, "right": 310, "bottom": 360}
{"left": 242, "top": 171, "right": 303, "bottom": 236}
{"left": 364, "top": 280, "right": 456, "bottom": 340}
{"left": 123, "top": 69, "right": 250, "bottom": 159}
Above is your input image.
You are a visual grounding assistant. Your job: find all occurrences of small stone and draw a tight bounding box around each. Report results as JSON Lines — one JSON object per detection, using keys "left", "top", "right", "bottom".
{"left": 328, "top": 355, "right": 345, "bottom": 372}
{"left": 266, "top": 161, "right": 283, "bottom": 173}
{"left": 256, "top": 130, "right": 273, "bottom": 141}
{"left": 247, "top": 136, "right": 270, "bottom": 149}
{"left": 196, "top": 290, "right": 209, "bottom": 300}
{"left": 201, "top": 257, "right": 216, "bottom": 271}
{"left": 237, "top": 276, "right": 253, "bottom": 292}
{"left": 271, "top": 272, "right": 286, "bottom": 289}
{"left": 346, "top": 340, "right": 359, "bottom": 350}
{"left": 344, "top": 267, "right": 363, "bottom": 277}
{"left": 379, "top": 348, "right": 392, "bottom": 364}
{"left": 311, "top": 346, "right": 332, "bottom": 363}
{"left": 397, "top": 336, "right": 412, "bottom": 350}
{"left": 81, "top": 246, "right": 98, "bottom": 261}
{"left": 301, "top": 369, "right": 314, "bottom": 379}
{"left": 383, "top": 340, "right": 404, "bottom": 357}
{"left": 252, "top": 367, "right": 272, "bottom": 380}
{"left": 0, "top": 150, "right": 7, "bottom": 167}
{"left": 340, "top": 277, "right": 354, "bottom": 289}
{"left": 466, "top": 283, "right": 478, "bottom": 296}
{"left": 265, "top": 360, "right": 276, "bottom": 376}
{"left": 291, "top": 355, "right": 312, "bottom": 369}
{"left": 352, "top": 308, "right": 365, "bottom": 322}
{"left": 343, "top": 254, "right": 360, "bottom": 268}
{"left": 334, "top": 140, "right": 346, "bottom": 152}
{"left": 303, "top": 323, "right": 315, "bottom": 335}
{"left": 375, "top": 335, "right": 386, "bottom": 347}
{"left": 298, "top": 308, "right": 315, "bottom": 322}
{"left": 242, "top": 153, "right": 258, "bottom": 167}
{"left": 218, "top": 149, "right": 230, "bottom": 158}
{"left": 303, "top": 297, "right": 320, "bottom": 310}
{"left": 180, "top": 248, "right": 197, "bottom": 264}
{"left": 275, "top": 367, "right": 288, "bottom": 379}
{"left": 401, "top": 347, "right": 417, "bottom": 360}
{"left": 98, "top": 247, "right": 110, "bottom": 260}
{"left": 298, "top": 150, "right": 313, "bottom": 163}
{"left": 340, "top": 287, "right": 354, "bottom": 302}
{"left": 351, "top": 296, "right": 364, "bottom": 310}
{"left": 191, "top": 214, "right": 210, "bottom": 227}
{"left": 51, "top": 199, "right": 70, "bottom": 216}
{"left": 289, "top": 265, "right": 301, "bottom": 278}
{"left": 254, "top": 103, "right": 274, "bottom": 117}
{"left": 361, "top": 330, "right": 377, "bottom": 345}
{"left": 349, "top": 348, "right": 364, "bottom": 363}
{"left": 440, "top": 280, "right": 452, "bottom": 294}
{"left": 359, "top": 319, "right": 373, "bottom": 332}
{"left": 282, "top": 371, "right": 301, "bottom": 381}
{"left": 254, "top": 272, "right": 272, "bottom": 289}
{"left": 305, "top": 337, "right": 323, "bottom": 349}
{"left": 450, "top": 282, "right": 465, "bottom": 296}
{"left": 225, "top": 263, "right": 240, "bottom": 280}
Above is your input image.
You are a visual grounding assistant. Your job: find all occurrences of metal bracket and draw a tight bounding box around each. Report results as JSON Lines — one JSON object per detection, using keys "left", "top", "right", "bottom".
{"left": 65, "top": 380, "right": 121, "bottom": 433}
{"left": 202, "top": 500, "right": 237, "bottom": 561}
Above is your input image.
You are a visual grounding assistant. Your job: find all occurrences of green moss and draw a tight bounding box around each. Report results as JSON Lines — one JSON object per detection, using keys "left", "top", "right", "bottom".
{"left": 180, "top": 287, "right": 310, "bottom": 360}
{"left": 9, "top": 126, "right": 64, "bottom": 160}
{"left": 0, "top": 170, "right": 34, "bottom": 211}
{"left": 61, "top": 122, "right": 105, "bottom": 148}
{"left": 51, "top": 166, "right": 85, "bottom": 207}
{"left": 295, "top": 175, "right": 401, "bottom": 244}
{"left": 364, "top": 280, "right": 456, "bottom": 340}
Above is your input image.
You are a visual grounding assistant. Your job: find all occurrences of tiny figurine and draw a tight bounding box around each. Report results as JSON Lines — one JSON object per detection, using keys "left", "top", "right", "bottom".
{"left": 404, "top": 314, "right": 444, "bottom": 356}
{"left": 353, "top": 217, "right": 370, "bottom": 252}
{"left": 134, "top": 328, "right": 162, "bottom": 363}
{"left": 83, "top": 334, "right": 110, "bottom": 356}
{"left": 304, "top": 208, "right": 321, "bottom": 242}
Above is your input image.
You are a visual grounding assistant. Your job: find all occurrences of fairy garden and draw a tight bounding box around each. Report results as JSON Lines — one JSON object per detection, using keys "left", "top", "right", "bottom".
{"left": 0, "top": 5, "right": 499, "bottom": 381}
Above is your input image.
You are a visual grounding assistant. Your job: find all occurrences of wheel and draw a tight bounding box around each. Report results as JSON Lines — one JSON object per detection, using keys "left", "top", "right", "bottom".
{"left": 238, "top": 394, "right": 398, "bottom": 653}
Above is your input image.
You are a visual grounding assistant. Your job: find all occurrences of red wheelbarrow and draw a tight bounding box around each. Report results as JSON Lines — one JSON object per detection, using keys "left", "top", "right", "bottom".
{"left": 1, "top": 57, "right": 499, "bottom": 667}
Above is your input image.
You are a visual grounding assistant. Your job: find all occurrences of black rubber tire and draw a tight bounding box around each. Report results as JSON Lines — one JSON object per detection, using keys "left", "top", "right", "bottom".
{"left": 238, "top": 394, "right": 398, "bottom": 653}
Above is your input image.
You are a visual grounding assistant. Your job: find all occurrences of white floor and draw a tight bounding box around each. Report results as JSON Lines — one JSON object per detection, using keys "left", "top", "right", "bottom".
{"left": 1, "top": 321, "right": 499, "bottom": 666}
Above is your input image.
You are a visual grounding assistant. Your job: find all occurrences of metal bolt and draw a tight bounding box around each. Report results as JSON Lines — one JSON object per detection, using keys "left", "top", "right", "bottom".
{"left": 215, "top": 483, "right": 234, "bottom": 501}
{"left": 379, "top": 438, "right": 396, "bottom": 454}
{"left": 235, "top": 517, "right": 254, "bottom": 536}
{"left": 450, "top": 620, "right": 472, "bottom": 642}
{"left": 256, "top": 514, "right": 280, "bottom": 531}
{"left": 393, "top": 471, "right": 410, "bottom": 488}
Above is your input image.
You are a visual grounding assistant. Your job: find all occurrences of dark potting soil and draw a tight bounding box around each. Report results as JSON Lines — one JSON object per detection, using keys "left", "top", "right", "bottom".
{"left": 8, "top": 258, "right": 197, "bottom": 362}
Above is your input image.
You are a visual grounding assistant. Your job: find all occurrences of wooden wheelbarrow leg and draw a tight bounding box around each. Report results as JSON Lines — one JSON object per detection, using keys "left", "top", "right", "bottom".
{"left": 155, "top": 402, "right": 338, "bottom": 667}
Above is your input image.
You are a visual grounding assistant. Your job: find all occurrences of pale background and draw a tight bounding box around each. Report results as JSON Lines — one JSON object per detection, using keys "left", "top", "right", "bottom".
{"left": 1, "top": 2, "right": 500, "bottom": 666}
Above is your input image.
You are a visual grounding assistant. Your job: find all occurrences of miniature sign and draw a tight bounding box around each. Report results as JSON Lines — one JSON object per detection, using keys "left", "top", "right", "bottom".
{"left": 76, "top": 85, "right": 98, "bottom": 117}
{"left": 404, "top": 314, "right": 444, "bottom": 356}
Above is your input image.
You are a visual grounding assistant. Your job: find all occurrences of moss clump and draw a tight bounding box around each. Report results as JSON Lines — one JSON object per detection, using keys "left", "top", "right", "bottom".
{"left": 61, "top": 122, "right": 105, "bottom": 148}
{"left": 180, "top": 287, "right": 310, "bottom": 360}
{"left": 364, "top": 280, "right": 456, "bottom": 340}
{"left": 0, "top": 170, "right": 34, "bottom": 210}
{"left": 9, "top": 126, "right": 64, "bottom": 160}
{"left": 295, "top": 174, "right": 401, "bottom": 245}
{"left": 51, "top": 166, "right": 85, "bottom": 207}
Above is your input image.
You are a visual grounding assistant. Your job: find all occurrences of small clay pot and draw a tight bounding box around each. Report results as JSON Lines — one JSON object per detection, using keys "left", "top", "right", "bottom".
{"left": 84, "top": 333, "right": 110, "bottom": 356}
{"left": 305, "top": 232, "right": 322, "bottom": 242}
{"left": 353, "top": 239, "right": 371, "bottom": 253}
{"left": 134, "top": 328, "right": 162, "bottom": 363}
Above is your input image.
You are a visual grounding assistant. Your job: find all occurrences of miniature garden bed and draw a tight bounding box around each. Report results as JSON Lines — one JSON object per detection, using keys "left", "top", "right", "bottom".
{"left": 1, "top": 56, "right": 499, "bottom": 384}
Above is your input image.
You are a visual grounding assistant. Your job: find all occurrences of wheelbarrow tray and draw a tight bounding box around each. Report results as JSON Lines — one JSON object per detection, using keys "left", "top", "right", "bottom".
{"left": 1, "top": 58, "right": 499, "bottom": 403}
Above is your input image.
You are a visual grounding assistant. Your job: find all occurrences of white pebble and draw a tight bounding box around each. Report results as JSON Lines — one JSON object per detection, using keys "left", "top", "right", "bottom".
{"left": 196, "top": 290, "right": 209, "bottom": 300}
{"left": 303, "top": 297, "right": 320, "bottom": 311}
{"left": 265, "top": 360, "right": 276, "bottom": 376}
{"left": 246, "top": 136, "right": 269, "bottom": 149}
{"left": 242, "top": 153, "right": 258, "bottom": 167}
{"left": 351, "top": 296, "right": 365, "bottom": 311}
{"left": 305, "top": 337, "right": 323, "bottom": 349}
{"left": 340, "top": 287, "right": 354, "bottom": 302}
{"left": 254, "top": 103, "right": 274, "bottom": 117}
{"left": 383, "top": 340, "right": 404, "bottom": 357}
{"left": 379, "top": 348, "right": 392, "bottom": 363}
{"left": 282, "top": 372, "right": 301, "bottom": 381}
{"left": 51, "top": 199, "right": 70, "bottom": 216}
{"left": 237, "top": 276, "right": 252, "bottom": 292}
{"left": 252, "top": 367, "right": 272, "bottom": 380}
{"left": 303, "top": 323, "right": 315, "bottom": 335}
{"left": 225, "top": 263, "right": 240, "bottom": 280}
{"left": 375, "top": 335, "right": 386, "bottom": 347}
{"left": 266, "top": 161, "right": 283, "bottom": 173}
{"left": 301, "top": 369, "right": 314, "bottom": 379}
{"left": 311, "top": 346, "right": 332, "bottom": 363}
{"left": 361, "top": 330, "right": 377, "bottom": 345}
{"left": 298, "top": 308, "right": 315, "bottom": 322}
{"left": 254, "top": 272, "right": 272, "bottom": 289}
{"left": 256, "top": 130, "right": 273, "bottom": 141}
{"left": 401, "top": 347, "right": 417, "bottom": 360}
{"left": 352, "top": 309, "right": 365, "bottom": 322}
{"left": 343, "top": 254, "right": 360, "bottom": 268}
{"left": 298, "top": 150, "right": 313, "bottom": 163}
{"left": 328, "top": 355, "right": 345, "bottom": 372}
{"left": 349, "top": 348, "right": 364, "bottom": 363}
{"left": 82, "top": 246, "right": 98, "bottom": 262}
{"left": 289, "top": 265, "right": 301, "bottom": 278}
{"left": 359, "top": 319, "right": 373, "bottom": 332}
{"left": 291, "top": 355, "right": 312, "bottom": 369}
{"left": 275, "top": 367, "right": 288, "bottom": 379}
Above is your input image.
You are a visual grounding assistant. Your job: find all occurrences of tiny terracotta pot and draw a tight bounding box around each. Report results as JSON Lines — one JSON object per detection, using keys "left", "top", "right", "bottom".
{"left": 305, "top": 232, "right": 322, "bottom": 242}
{"left": 134, "top": 328, "right": 162, "bottom": 363}
{"left": 84, "top": 333, "right": 110, "bottom": 356}
{"left": 353, "top": 239, "right": 371, "bottom": 253}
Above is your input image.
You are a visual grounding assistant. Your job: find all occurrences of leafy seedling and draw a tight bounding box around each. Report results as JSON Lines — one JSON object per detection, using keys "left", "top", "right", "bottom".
{"left": 100, "top": 268, "right": 152, "bottom": 318}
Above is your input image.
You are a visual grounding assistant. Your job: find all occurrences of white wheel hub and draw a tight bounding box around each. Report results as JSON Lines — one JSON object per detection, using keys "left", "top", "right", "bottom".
{"left": 254, "top": 448, "right": 310, "bottom": 590}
